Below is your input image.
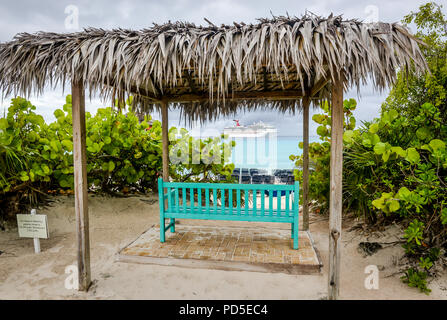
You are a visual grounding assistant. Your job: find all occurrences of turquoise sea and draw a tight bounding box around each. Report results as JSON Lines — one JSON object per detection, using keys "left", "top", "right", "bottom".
{"left": 228, "top": 135, "right": 320, "bottom": 171}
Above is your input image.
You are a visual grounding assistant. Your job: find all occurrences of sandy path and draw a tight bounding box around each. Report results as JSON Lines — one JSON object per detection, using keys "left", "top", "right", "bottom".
{"left": 0, "top": 194, "right": 446, "bottom": 299}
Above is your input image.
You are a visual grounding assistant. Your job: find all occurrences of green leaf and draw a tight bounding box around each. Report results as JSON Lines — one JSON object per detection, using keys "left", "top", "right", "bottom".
{"left": 316, "top": 125, "right": 328, "bottom": 137}
{"left": 369, "top": 123, "right": 379, "bottom": 134}
{"left": 41, "top": 164, "right": 50, "bottom": 175}
{"left": 312, "top": 114, "right": 326, "bottom": 124}
{"left": 50, "top": 140, "right": 59, "bottom": 152}
{"left": 397, "top": 187, "right": 411, "bottom": 199}
{"left": 389, "top": 200, "right": 400, "bottom": 212}
{"left": 343, "top": 130, "right": 354, "bottom": 143}
{"left": 62, "top": 139, "right": 73, "bottom": 152}
{"left": 441, "top": 208, "right": 447, "bottom": 225}
{"left": 416, "top": 127, "right": 430, "bottom": 140}
{"left": 405, "top": 148, "right": 420, "bottom": 164}
{"left": 429, "top": 139, "right": 445, "bottom": 151}
{"left": 19, "top": 171, "right": 30, "bottom": 181}
{"left": 389, "top": 109, "right": 399, "bottom": 121}
{"left": 54, "top": 109, "right": 64, "bottom": 119}
{"left": 374, "top": 142, "right": 386, "bottom": 155}
{"left": 0, "top": 118, "right": 9, "bottom": 130}
{"left": 391, "top": 146, "right": 406, "bottom": 157}
{"left": 370, "top": 134, "right": 380, "bottom": 146}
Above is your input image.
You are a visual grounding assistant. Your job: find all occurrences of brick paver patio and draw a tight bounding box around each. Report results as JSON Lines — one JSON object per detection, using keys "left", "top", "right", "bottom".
{"left": 118, "top": 223, "right": 322, "bottom": 274}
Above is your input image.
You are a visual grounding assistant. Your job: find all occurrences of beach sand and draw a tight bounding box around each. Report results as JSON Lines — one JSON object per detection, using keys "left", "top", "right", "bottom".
{"left": 0, "top": 193, "right": 446, "bottom": 300}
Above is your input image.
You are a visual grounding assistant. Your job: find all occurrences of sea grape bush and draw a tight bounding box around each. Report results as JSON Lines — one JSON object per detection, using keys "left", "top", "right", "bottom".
{"left": 0, "top": 96, "right": 236, "bottom": 220}
{"left": 289, "top": 98, "right": 357, "bottom": 214}
{"left": 343, "top": 102, "right": 447, "bottom": 257}
{"left": 290, "top": 99, "right": 446, "bottom": 294}
{"left": 0, "top": 97, "right": 49, "bottom": 216}
{"left": 291, "top": 2, "right": 447, "bottom": 294}
{"left": 84, "top": 103, "right": 163, "bottom": 193}
{"left": 168, "top": 127, "right": 235, "bottom": 182}
{"left": 0, "top": 96, "right": 162, "bottom": 219}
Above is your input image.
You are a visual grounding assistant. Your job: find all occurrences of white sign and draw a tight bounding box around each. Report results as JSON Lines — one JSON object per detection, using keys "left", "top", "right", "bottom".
{"left": 17, "top": 214, "right": 49, "bottom": 239}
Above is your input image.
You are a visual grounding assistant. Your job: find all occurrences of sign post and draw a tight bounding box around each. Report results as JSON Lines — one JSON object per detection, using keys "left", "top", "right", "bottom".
{"left": 30, "top": 209, "right": 41, "bottom": 253}
{"left": 17, "top": 209, "right": 49, "bottom": 253}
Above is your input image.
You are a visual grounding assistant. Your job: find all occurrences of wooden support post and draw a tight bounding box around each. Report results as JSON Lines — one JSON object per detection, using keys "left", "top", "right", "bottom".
{"left": 328, "top": 77, "right": 344, "bottom": 300}
{"left": 161, "top": 101, "right": 169, "bottom": 182}
{"left": 72, "top": 80, "right": 91, "bottom": 291}
{"left": 301, "top": 96, "right": 311, "bottom": 231}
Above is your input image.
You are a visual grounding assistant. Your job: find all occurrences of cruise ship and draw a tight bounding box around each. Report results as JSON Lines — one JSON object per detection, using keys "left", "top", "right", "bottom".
{"left": 223, "top": 120, "right": 277, "bottom": 138}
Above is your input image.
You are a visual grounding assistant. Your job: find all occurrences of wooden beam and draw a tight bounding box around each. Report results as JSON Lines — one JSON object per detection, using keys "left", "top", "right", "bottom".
{"left": 301, "top": 96, "right": 311, "bottom": 231}
{"left": 72, "top": 80, "right": 91, "bottom": 292}
{"left": 161, "top": 100, "right": 170, "bottom": 182}
{"left": 160, "top": 90, "right": 306, "bottom": 103}
{"left": 328, "top": 76, "right": 344, "bottom": 300}
{"left": 310, "top": 76, "right": 330, "bottom": 98}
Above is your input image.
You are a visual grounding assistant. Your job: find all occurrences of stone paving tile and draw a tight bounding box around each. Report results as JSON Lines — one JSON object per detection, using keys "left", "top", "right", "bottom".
{"left": 121, "top": 224, "right": 320, "bottom": 268}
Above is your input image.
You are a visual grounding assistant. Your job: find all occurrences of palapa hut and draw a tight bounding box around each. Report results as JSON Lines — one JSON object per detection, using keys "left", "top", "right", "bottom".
{"left": 0, "top": 13, "right": 427, "bottom": 299}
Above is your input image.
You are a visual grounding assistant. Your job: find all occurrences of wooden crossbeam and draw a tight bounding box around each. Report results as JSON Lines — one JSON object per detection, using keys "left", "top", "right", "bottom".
{"left": 159, "top": 90, "right": 306, "bottom": 103}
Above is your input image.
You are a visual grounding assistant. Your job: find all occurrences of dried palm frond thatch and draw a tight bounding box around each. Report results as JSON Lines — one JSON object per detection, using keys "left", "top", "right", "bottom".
{"left": 0, "top": 13, "right": 427, "bottom": 122}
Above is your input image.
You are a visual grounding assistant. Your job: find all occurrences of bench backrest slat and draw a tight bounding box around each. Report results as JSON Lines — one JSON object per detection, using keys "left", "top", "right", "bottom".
{"left": 228, "top": 190, "right": 233, "bottom": 214}
{"left": 175, "top": 188, "right": 179, "bottom": 213}
{"left": 182, "top": 187, "right": 187, "bottom": 213}
{"left": 236, "top": 189, "right": 241, "bottom": 215}
{"left": 213, "top": 189, "right": 218, "bottom": 213}
{"left": 244, "top": 190, "right": 249, "bottom": 215}
{"left": 205, "top": 189, "right": 210, "bottom": 214}
{"left": 253, "top": 189, "right": 257, "bottom": 216}
{"left": 260, "top": 190, "right": 265, "bottom": 215}
{"left": 198, "top": 188, "right": 202, "bottom": 211}
{"left": 168, "top": 187, "right": 173, "bottom": 212}
{"left": 190, "top": 187, "right": 194, "bottom": 212}
{"left": 221, "top": 189, "right": 225, "bottom": 214}
{"left": 277, "top": 191, "right": 281, "bottom": 214}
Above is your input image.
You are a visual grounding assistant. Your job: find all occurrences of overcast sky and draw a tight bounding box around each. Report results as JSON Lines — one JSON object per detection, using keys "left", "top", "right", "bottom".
{"left": 0, "top": 0, "right": 430, "bottom": 136}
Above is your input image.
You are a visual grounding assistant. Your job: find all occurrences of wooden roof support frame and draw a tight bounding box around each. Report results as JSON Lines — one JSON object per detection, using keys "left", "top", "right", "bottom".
{"left": 72, "top": 80, "right": 91, "bottom": 291}
{"left": 301, "top": 95, "right": 311, "bottom": 232}
{"left": 0, "top": 13, "right": 427, "bottom": 300}
{"left": 301, "top": 75, "right": 327, "bottom": 232}
{"left": 161, "top": 100, "right": 170, "bottom": 182}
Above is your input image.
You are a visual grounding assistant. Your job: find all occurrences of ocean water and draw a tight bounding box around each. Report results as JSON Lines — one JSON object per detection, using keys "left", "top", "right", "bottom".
{"left": 228, "top": 135, "right": 321, "bottom": 171}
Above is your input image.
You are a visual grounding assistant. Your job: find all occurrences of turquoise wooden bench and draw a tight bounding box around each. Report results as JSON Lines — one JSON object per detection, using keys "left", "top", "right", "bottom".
{"left": 158, "top": 178, "right": 300, "bottom": 249}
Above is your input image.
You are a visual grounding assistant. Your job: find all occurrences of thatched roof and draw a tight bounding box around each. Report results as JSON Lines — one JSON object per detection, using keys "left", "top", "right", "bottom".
{"left": 0, "top": 14, "right": 427, "bottom": 122}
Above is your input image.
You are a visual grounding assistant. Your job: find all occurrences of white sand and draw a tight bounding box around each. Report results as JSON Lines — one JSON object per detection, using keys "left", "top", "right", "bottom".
{"left": 0, "top": 194, "right": 446, "bottom": 299}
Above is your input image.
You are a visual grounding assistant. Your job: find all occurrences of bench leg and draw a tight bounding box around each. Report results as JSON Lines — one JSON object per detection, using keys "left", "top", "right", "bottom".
{"left": 160, "top": 216, "right": 165, "bottom": 243}
{"left": 291, "top": 223, "right": 294, "bottom": 239}
{"left": 170, "top": 218, "right": 175, "bottom": 233}
{"left": 293, "top": 222, "right": 299, "bottom": 250}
